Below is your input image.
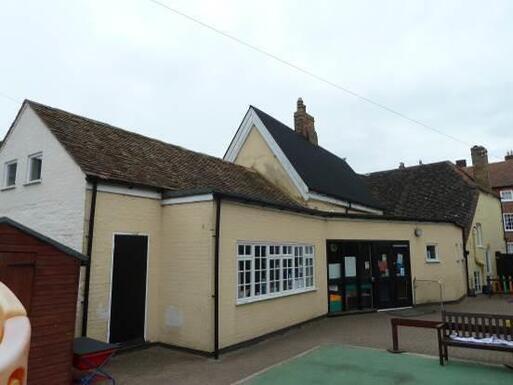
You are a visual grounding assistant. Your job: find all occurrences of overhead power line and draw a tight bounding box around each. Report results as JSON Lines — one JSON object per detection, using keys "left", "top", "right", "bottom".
{"left": 147, "top": 0, "right": 504, "bottom": 159}
{"left": 0, "top": 92, "right": 20, "bottom": 105}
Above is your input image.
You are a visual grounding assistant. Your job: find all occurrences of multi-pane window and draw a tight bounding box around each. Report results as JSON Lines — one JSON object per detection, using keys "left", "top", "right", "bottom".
{"left": 27, "top": 153, "right": 42, "bottom": 182}
{"left": 500, "top": 190, "right": 513, "bottom": 202}
{"left": 237, "top": 243, "right": 315, "bottom": 302}
{"left": 4, "top": 160, "right": 17, "bottom": 187}
{"left": 254, "top": 245, "right": 267, "bottom": 296}
{"left": 504, "top": 214, "right": 513, "bottom": 232}
{"left": 237, "top": 245, "right": 252, "bottom": 299}
{"left": 507, "top": 242, "right": 513, "bottom": 254}
{"left": 305, "top": 246, "right": 314, "bottom": 287}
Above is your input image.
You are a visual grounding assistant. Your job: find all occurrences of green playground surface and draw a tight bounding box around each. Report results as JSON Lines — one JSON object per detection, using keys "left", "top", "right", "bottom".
{"left": 243, "top": 345, "right": 513, "bottom": 385}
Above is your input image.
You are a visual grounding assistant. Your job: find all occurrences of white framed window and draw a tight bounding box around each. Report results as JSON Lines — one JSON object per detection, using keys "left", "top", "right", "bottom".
{"left": 504, "top": 213, "right": 513, "bottom": 232}
{"left": 485, "top": 247, "right": 492, "bottom": 275}
{"left": 26, "top": 152, "right": 42, "bottom": 183}
{"left": 507, "top": 242, "right": 513, "bottom": 254}
{"left": 473, "top": 271, "right": 482, "bottom": 293}
{"left": 3, "top": 160, "right": 17, "bottom": 188}
{"left": 237, "top": 243, "right": 315, "bottom": 304}
{"left": 426, "top": 244, "right": 439, "bottom": 262}
{"left": 500, "top": 190, "right": 513, "bottom": 202}
{"left": 475, "top": 223, "right": 483, "bottom": 247}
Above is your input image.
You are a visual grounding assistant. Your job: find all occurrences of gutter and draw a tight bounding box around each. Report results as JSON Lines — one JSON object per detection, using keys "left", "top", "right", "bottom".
{"left": 213, "top": 195, "right": 221, "bottom": 359}
{"left": 462, "top": 229, "right": 470, "bottom": 296}
{"left": 82, "top": 177, "right": 98, "bottom": 336}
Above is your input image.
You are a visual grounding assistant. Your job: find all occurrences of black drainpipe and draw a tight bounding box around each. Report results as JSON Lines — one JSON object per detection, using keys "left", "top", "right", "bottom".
{"left": 82, "top": 178, "right": 98, "bottom": 336}
{"left": 213, "top": 195, "right": 221, "bottom": 359}
{"left": 462, "top": 229, "right": 470, "bottom": 296}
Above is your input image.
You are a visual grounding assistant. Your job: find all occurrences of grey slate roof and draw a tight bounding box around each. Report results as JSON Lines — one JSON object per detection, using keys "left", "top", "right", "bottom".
{"left": 251, "top": 107, "right": 382, "bottom": 209}
{"left": 0, "top": 217, "right": 88, "bottom": 262}
{"left": 24, "top": 100, "right": 298, "bottom": 208}
{"left": 364, "top": 161, "right": 481, "bottom": 236}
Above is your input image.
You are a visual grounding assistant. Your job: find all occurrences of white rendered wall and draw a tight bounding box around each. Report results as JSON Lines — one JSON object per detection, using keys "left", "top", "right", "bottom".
{"left": 0, "top": 105, "right": 87, "bottom": 252}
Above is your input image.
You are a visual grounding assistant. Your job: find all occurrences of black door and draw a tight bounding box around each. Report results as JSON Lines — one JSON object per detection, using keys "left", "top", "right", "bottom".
{"left": 372, "top": 243, "right": 395, "bottom": 309}
{"left": 110, "top": 235, "right": 148, "bottom": 344}
{"left": 327, "top": 242, "right": 374, "bottom": 313}
{"left": 372, "top": 242, "right": 412, "bottom": 309}
{"left": 391, "top": 244, "right": 412, "bottom": 308}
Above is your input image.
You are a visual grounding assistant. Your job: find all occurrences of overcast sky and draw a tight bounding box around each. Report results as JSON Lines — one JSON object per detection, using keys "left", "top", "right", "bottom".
{"left": 1, "top": 1, "right": 512, "bottom": 173}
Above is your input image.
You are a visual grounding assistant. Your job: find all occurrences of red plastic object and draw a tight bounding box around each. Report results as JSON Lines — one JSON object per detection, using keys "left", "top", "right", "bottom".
{"left": 73, "top": 349, "right": 116, "bottom": 371}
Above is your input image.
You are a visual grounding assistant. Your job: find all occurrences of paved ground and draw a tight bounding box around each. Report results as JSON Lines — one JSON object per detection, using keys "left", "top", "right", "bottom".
{"left": 107, "top": 296, "right": 513, "bottom": 385}
{"left": 244, "top": 345, "right": 513, "bottom": 385}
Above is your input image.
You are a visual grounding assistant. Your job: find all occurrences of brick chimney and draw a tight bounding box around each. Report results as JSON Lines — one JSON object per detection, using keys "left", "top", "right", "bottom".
{"left": 470, "top": 145, "right": 490, "bottom": 189}
{"left": 294, "top": 98, "right": 318, "bottom": 145}
{"left": 455, "top": 159, "right": 467, "bottom": 168}
{"left": 506, "top": 151, "right": 513, "bottom": 161}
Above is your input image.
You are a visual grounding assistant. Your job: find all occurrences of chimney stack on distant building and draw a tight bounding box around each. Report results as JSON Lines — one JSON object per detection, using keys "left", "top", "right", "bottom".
{"left": 455, "top": 159, "right": 467, "bottom": 168}
{"left": 471, "top": 145, "right": 490, "bottom": 189}
{"left": 294, "top": 98, "right": 318, "bottom": 145}
{"left": 506, "top": 151, "right": 513, "bottom": 161}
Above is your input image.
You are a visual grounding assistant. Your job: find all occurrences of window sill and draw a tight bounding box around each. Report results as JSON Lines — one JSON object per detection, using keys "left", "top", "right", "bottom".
{"left": 236, "top": 287, "right": 317, "bottom": 306}
{"left": 0, "top": 185, "right": 16, "bottom": 191}
{"left": 425, "top": 259, "right": 440, "bottom": 264}
{"left": 24, "top": 180, "right": 42, "bottom": 186}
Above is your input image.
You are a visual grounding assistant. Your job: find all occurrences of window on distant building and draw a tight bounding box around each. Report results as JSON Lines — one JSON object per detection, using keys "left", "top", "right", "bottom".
{"left": 426, "top": 244, "right": 439, "bottom": 262}
{"left": 485, "top": 248, "right": 492, "bottom": 275}
{"left": 507, "top": 242, "right": 513, "bottom": 254}
{"left": 500, "top": 190, "right": 513, "bottom": 202}
{"left": 475, "top": 223, "right": 483, "bottom": 247}
{"left": 237, "top": 243, "right": 315, "bottom": 303}
{"left": 27, "top": 152, "right": 42, "bottom": 183}
{"left": 504, "top": 214, "right": 513, "bottom": 232}
{"left": 3, "top": 160, "right": 17, "bottom": 188}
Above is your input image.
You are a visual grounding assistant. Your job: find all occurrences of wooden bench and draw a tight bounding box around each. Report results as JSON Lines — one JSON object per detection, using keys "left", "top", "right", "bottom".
{"left": 437, "top": 311, "right": 513, "bottom": 366}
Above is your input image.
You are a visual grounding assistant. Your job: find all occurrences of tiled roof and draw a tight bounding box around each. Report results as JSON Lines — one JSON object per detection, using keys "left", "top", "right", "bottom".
{"left": 251, "top": 107, "right": 382, "bottom": 209}
{"left": 365, "top": 161, "right": 481, "bottom": 234}
{"left": 26, "top": 101, "right": 298, "bottom": 207}
{"left": 464, "top": 160, "right": 513, "bottom": 188}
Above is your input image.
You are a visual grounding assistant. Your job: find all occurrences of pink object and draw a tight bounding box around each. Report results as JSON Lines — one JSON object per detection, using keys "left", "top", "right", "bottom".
{"left": 0, "top": 282, "right": 31, "bottom": 385}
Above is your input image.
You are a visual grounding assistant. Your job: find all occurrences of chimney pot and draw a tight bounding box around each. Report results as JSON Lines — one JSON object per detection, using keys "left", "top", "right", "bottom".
{"left": 399, "top": 162, "right": 405, "bottom": 169}
{"left": 456, "top": 159, "right": 467, "bottom": 168}
{"left": 506, "top": 150, "right": 513, "bottom": 161}
{"left": 294, "top": 98, "right": 318, "bottom": 145}
{"left": 470, "top": 145, "right": 490, "bottom": 189}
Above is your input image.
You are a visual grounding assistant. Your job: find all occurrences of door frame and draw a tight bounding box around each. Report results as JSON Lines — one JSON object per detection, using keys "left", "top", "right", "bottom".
{"left": 107, "top": 232, "right": 150, "bottom": 343}
{"left": 325, "top": 239, "right": 413, "bottom": 313}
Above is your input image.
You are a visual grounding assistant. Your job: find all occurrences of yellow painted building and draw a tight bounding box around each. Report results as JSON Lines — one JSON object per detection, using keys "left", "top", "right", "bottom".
{"left": 0, "top": 99, "right": 505, "bottom": 357}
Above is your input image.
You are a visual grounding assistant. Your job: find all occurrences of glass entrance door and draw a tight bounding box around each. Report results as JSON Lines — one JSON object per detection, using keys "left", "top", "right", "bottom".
{"left": 372, "top": 243, "right": 394, "bottom": 309}
{"left": 327, "top": 242, "right": 374, "bottom": 314}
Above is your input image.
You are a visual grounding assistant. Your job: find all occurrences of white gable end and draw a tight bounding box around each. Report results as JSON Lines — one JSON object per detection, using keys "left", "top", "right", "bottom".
{"left": 0, "top": 104, "right": 87, "bottom": 251}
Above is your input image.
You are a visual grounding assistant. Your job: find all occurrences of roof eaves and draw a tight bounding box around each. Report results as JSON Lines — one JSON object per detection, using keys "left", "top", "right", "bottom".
{"left": 0, "top": 217, "right": 88, "bottom": 263}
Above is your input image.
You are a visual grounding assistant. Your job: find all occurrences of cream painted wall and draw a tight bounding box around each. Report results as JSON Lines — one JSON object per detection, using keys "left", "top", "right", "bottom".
{"left": 86, "top": 191, "right": 162, "bottom": 342}
{"left": 218, "top": 201, "right": 465, "bottom": 349}
{"left": 0, "top": 105, "right": 87, "bottom": 252}
{"left": 160, "top": 202, "right": 215, "bottom": 352}
{"left": 466, "top": 191, "right": 506, "bottom": 290}
{"left": 234, "top": 125, "right": 303, "bottom": 202}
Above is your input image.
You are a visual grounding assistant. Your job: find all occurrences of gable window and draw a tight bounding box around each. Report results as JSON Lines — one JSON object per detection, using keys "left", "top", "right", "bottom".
{"left": 237, "top": 243, "right": 315, "bottom": 303}
{"left": 27, "top": 153, "right": 42, "bottom": 183}
{"left": 3, "top": 160, "right": 17, "bottom": 188}
{"left": 504, "top": 214, "right": 513, "bottom": 232}
{"left": 500, "top": 190, "right": 513, "bottom": 202}
{"left": 426, "top": 244, "right": 439, "bottom": 263}
{"left": 475, "top": 223, "right": 483, "bottom": 247}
